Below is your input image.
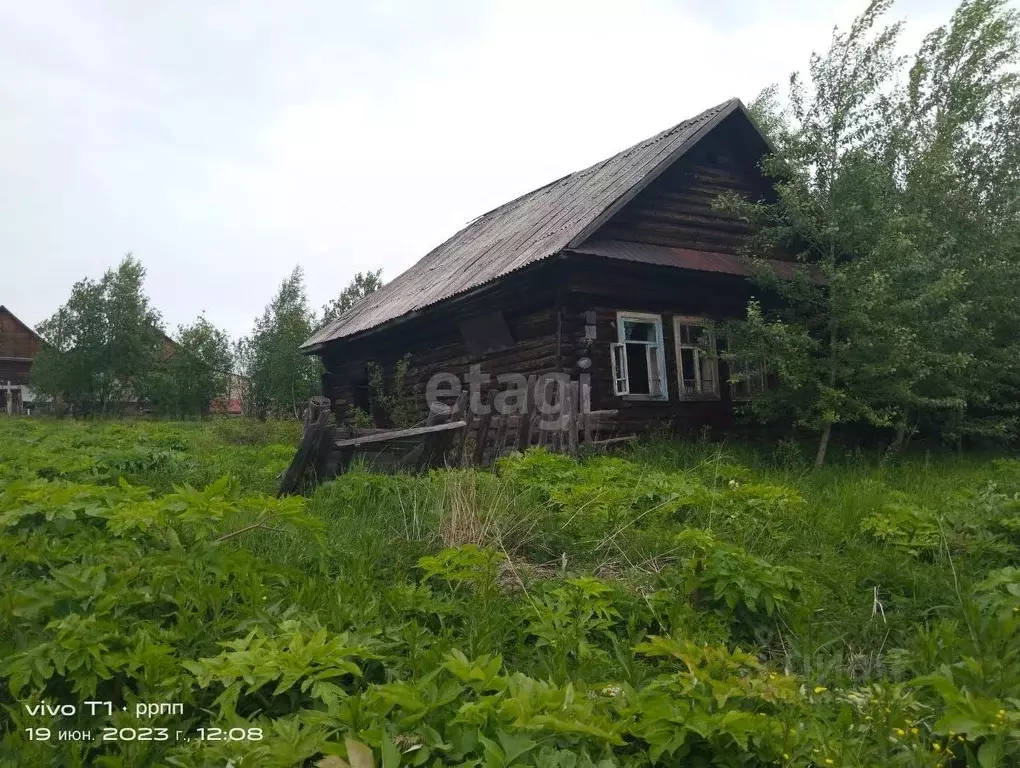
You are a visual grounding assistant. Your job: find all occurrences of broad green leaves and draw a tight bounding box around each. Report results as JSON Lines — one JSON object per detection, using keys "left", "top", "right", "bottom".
{"left": 4, "top": 420, "right": 1020, "bottom": 765}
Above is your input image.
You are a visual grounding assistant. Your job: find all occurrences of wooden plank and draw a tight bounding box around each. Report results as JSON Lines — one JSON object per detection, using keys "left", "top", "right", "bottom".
{"left": 591, "top": 435, "right": 637, "bottom": 448}
{"left": 438, "top": 390, "right": 469, "bottom": 468}
{"left": 413, "top": 389, "right": 465, "bottom": 471}
{"left": 549, "top": 380, "right": 562, "bottom": 453}
{"left": 534, "top": 376, "right": 550, "bottom": 448}
{"left": 334, "top": 420, "right": 467, "bottom": 449}
{"left": 456, "top": 408, "right": 474, "bottom": 468}
{"left": 473, "top": 389, "right": 498, "bottom": 466}
{"left": 581, "top": 380, "right": 593, "bottom": 445}
{"left": 567, "top": 380, "right": 579, "bottom": 456}
{"left": 491, "top": 411, "right": 510, "bottom": 465}
{"left": 311, "top": 424, "right": 337, "bottom": 484}
{"left": 350, "top": 426, "right": 395, "bottom": 436}
{"left": 354, "top": 440, "right": 428, "bottom": 453}
{"left": 519, "top": 374, "right": 538, "bottom": 451}
{"left": 278, "top": 407, "right": 329, "bottom": 496}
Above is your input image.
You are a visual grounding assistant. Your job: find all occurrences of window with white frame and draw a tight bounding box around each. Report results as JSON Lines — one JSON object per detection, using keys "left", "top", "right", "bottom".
{"left": 673, "top": 316, "right": 719, "bottom": 399}
{"left": 611, "top": 313, "right": 667, "bottom": 399}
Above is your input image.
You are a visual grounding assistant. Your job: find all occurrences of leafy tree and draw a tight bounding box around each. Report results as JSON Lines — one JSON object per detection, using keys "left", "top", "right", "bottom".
{"left": 146, "top": 315, "right": 233, "bottom": 417}
{"left": 238, "top": 266, "right": 320, "bottom": 419}
{"left": 890, "top": 0, "right": 1020, "bottom": 445}
{"left": 31, "top": 255, "right": 165, "bottom": 415}
{"left": 720, "top": 0, "right": 1020, "bottom": 464}
{"left": 321, "top": 269, "right": 383, "bottom": 325}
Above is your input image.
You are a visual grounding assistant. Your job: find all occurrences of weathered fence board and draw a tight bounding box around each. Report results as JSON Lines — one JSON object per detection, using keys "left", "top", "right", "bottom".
{"left": 279, "top": 380, "right": 633, "bottom": 495}
{"left": 334, "top": 421, "right": 467, "bottom": 449}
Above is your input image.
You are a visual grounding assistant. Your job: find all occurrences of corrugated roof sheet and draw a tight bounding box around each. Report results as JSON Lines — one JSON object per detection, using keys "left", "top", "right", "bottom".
{"left": 302, "top": 98, "right": 745, "bottom": 350}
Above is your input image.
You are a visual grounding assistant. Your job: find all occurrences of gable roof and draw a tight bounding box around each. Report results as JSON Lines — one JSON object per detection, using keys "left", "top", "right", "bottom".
{"left": 0, "top": 305, "right": 45, "bottom": 348}
{"left": 303, "top": 98, "right": 770, "bottom": 351}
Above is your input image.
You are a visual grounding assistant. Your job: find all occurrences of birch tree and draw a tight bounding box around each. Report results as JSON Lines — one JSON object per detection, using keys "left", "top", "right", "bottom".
{"left": 722, "top": 0, "right": 1020, "bottom": 463}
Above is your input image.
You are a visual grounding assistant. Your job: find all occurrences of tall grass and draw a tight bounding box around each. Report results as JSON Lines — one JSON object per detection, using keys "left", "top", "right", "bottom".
{"left": 4, "top": 417, "right": 1015, "bottom": 685}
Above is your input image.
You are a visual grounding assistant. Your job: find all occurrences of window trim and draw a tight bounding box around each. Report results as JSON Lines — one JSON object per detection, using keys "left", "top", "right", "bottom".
{"left": 610, "top": 342, "right": 629, "bottom": 396}
{"left": 614, "top": 311, "right": 668, "bottom": 401}
{"left": 673, "top": 315, "right": 720, "bottom": 401}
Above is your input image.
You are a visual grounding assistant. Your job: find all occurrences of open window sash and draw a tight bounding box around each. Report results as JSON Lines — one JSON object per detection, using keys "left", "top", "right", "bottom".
{"left": 647, "top": 344, "right": 664, "bottom": 398}
{"left": 610, "top": 342, "right": 629, "bottom": 395}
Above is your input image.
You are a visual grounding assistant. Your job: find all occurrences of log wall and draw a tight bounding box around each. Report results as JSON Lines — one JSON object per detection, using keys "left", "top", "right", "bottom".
{"left": 595, "top": 114, "right": 794, "bottom": 260}
{"left": 317, "top": 262, "right": 572, "bottom": 425}
{"left": 316, "top": 256, "right": 763, "bottom": 436}
{"left": 562, "top": 258, "right": 758, "bottom": 435}
{"left": 0, "top": 307, "right": 40, "bottom": 385}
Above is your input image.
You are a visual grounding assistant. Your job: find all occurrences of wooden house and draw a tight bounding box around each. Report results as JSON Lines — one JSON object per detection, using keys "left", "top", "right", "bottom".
{"left": 302, "top": 99, "right": 794, "bottom": 434}
{"left": 0, "top": 305, "right": 44, "bottom": 414}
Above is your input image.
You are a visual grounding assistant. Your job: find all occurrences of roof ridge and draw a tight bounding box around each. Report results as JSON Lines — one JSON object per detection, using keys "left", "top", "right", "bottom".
{"left": 303, "top": 98, "right": 752, "bottom": 350}
{"left": 461, "top": 98, "right": 738, "bottom": 228}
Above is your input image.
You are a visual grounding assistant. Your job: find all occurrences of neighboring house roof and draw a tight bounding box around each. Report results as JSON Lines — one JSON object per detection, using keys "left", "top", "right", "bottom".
{"left": 0, "top": 305, "right": 46, "bottom": 350}
{"left": 303, "top": 98, "right": 771, "bottom": 351}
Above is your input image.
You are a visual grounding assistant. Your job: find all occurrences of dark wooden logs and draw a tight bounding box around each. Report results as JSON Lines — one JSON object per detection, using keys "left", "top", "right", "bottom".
{"left": 281, "top": 385, "right": 633, "bottom": 495}
{"left": 491, "top": 409, "right": 510, "bottom": 464}
{"left": 277, "top": 398, "right": 333, "bottom": 496}
{"left": 518, "top": 375, "right": 538, "bottom": 450}
{"left": 473, "top": 389, "right": 498, "bottom": 466}
{"left": 566, "top": 380, "right": 580, "bottom": 456}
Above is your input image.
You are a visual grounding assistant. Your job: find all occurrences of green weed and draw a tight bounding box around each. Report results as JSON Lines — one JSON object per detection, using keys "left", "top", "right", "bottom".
{"left": 2, "top": 418, "right": 1019, "bottom": 766}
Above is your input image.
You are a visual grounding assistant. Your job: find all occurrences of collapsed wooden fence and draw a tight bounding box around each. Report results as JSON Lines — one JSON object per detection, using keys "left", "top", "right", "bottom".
{"left": 278, "top": 378, "right": 631, "bottom": 496}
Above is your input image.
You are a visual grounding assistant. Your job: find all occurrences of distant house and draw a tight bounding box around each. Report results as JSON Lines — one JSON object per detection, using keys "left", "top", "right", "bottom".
{"left": 160, "top": 332, "right": 247, "bottom": 415}
{"left": 211, "top": 372, "right": 247, "bottom": 415}
{"left": 302, "top": 99, "right": 793, "bottom": 433}
{"left": 0, "top": 305, "right": 45, "bottom": 414}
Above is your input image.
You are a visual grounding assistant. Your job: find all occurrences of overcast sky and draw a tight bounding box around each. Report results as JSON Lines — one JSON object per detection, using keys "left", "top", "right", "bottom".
{"left": 2, "top": 0, "right": 962, "bottom": 339}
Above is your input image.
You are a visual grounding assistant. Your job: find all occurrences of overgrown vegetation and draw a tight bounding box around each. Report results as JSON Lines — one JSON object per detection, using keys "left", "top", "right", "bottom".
{"left": 235, "top": 266, "right": 322, "bottom": 419}
{"left": 719, "top": 0, "right": 1020, "bottom": 463}
{"left": 2, "top": 418, "right": 1019, "bottom": 766}
{"left": 31, "top": 255, "right": 169, "bottom": 416}
{"left": 366, "top": 354, "right": 419, "bottom": 428}
{"left": 321, "top": 270, "right": 384, "bottom": 326}
{"left": 146, "top": 315, "right": 233, "bottom": 418}
{"left": 30, "top": 255, "right": 384, "bottom": 420}
{"left": 30, "top": 255, "right": 236, "bottom": 419}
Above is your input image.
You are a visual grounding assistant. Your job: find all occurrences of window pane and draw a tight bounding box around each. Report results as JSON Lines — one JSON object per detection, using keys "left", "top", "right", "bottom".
{"left": 679, "top": 347, "right": 698, "bottom": 391}
{"left": 625, "top": 343, "right": 651, "bottom": 394}
{"left": 680, "top": 323, "right": 712, "bottom": 346}
{"left": 623, "top": 320, "right": 655, "bottom": 342}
